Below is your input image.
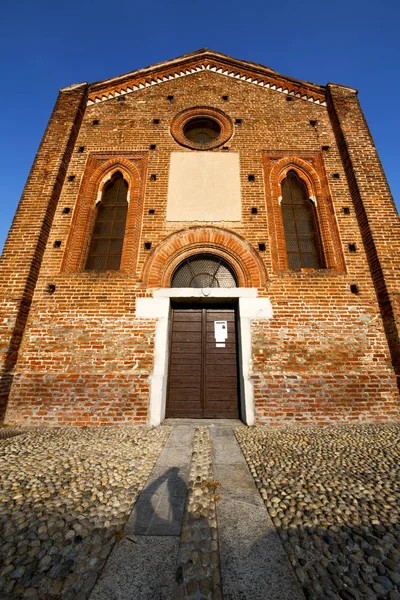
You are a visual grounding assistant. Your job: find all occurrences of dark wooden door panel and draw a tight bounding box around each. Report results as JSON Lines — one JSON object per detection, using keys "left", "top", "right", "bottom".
{"left": 166, "top": 309, "right": 203, "bottom": 417}
{"left": 206, "top": 364, "right": 237, "bottom": 376}
{"left": 205, "top": 354, "right": 237, "bottom": 365}
{"left": 170, "top": 343, "right": 201, "bottom": 354}
{"left": 203, "top": 308, "right": 239, "bottom": 419}
{"left": 173, "top": 311, "right": 202, "bottom": 321}
{"left": 166, "top": 307, "right": 239, "bottom": 419}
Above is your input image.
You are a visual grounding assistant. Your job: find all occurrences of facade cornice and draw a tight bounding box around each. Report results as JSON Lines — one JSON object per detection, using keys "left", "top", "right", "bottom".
{"left": 86, "top": 51, "right": 327, "bottom": 108}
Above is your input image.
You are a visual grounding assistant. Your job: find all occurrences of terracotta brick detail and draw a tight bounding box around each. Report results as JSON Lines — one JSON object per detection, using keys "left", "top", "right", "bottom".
{"left": 0, "top": 84, "right": 88, "bottom": 419}
{"left": 263, "top": 151, "right": 345, "bottom": 273}
{"left": 1, "top": 51, "right": 399, "bottom": 426}
{"left": 62, "top": 152, "right": 147, "bottom": 273}
{"left": 327, "top": 84, "right": 400, "bottom": 389}
{"left": 170, "top": 106, "right": 233, "bottom": 150}
{"left": 141, "top": 226, "right": 267, "bottom": 288}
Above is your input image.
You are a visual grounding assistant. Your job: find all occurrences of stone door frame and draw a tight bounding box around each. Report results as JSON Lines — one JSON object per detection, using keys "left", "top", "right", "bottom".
{"left": 136, "top": 288, "right": 273, "bottom": 426}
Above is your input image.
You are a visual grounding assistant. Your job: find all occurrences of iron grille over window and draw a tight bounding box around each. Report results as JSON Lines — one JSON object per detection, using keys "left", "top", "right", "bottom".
{"left": 281, "top": 170, "right": 324, "bottom": 271}
{"left": 85, "top": 172, "right": 128, "bottom": 271}
{"left": 171, "top": 254, "right": 237, "bottom": 288}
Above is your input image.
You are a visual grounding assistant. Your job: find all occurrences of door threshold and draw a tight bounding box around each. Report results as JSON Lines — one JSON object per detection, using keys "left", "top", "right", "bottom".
{"left": 162, "top": 418, "right": 244, "bottom": 427}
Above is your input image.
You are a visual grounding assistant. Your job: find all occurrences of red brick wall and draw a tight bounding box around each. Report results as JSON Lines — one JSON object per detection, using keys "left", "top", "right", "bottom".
{"left": 0, "top": 84, "right": 87, "bottom": 420}
{"left": 1, "top": 62, "right": 399, "bottom": 425}
{"left": 327, "top": 84, "right": 400, "bottom": 389}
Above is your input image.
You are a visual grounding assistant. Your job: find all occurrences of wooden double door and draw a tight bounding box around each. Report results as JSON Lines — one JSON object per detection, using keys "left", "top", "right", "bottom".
{"left": 166, "top": 306, "right": 240, "bottom": 419}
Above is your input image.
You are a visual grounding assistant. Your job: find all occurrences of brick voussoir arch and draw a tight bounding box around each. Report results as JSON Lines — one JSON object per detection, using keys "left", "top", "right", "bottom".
{"left": 270, "top": 155, "right": 323, "bottom": 194}
{"left": 264, "top": 151, "right": 345, "bottom": 273}
{"left": 142, "top": 227, "right": 268, "bottom": 288}
{"left": 63, "top": 153, "right": 146, "bottom": 273}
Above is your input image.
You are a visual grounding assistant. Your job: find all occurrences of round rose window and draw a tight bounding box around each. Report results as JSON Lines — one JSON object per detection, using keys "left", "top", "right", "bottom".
{"left": 183, "top": 118, "right": 221, "bottom": 145}
{"left": 171, "top": 107, "right": 233, "bottom": 150}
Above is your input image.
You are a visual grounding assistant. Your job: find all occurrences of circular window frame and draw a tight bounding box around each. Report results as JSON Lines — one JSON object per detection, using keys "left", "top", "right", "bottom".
{"left": 171, "top": 107, "right": 234, "bottom": 150}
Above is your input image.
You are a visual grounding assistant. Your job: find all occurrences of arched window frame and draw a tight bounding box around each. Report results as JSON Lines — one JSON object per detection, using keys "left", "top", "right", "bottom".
{"left": 141, "top": 227, "right": 268, "bottom": 288}
{"left": 279, "top": 168, "right": 325, "bottom": 271}
{"left": 62, "top": 153, "right": 146, "bottom": 274}
{"left": 84, "top": 170, "right": 129, "bottom": 272}
{"left": 170, "top": 253, "right": 238, "bottom": 288}
{"left": 263, "top": 151, "right": 345, "bottom": 274}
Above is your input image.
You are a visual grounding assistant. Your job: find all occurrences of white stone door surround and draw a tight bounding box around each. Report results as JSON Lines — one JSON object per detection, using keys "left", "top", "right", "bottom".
{"left": 135, "top": 288, "right": 273, "bottom": 426}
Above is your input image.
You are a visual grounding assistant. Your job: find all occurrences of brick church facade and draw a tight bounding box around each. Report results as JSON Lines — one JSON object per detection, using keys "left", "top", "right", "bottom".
{"left": 1, "top": 49, "right": 399, "bottom": 426}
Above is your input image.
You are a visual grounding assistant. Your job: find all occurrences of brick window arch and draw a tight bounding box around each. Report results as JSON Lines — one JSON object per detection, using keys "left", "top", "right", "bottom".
{"left": 141, "top": 226, "right": 267, "bottom": 288}
{"left": 62, "top": 152, "right": 146, "bottom": 274}
{"left": 263, "top": 151, "right": 345, "bottom": 273}
{"left": 281, "top": 170, "right": 325, "bottom": 271}
{"left": 85, "top": 171, "right": 128, "bottom": 271}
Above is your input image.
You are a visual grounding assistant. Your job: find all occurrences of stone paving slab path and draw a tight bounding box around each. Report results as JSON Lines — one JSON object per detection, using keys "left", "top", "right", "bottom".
{"left": 212, "top": 427, "right": 304, "bottom": 600}
{"left": 2, "top": 422, "right": 400, "bottom": 599}
{"left": 90, "top": 426, "right": 194, "bottom": 600}
{"left": 90, "top": 423, "right": 304, "bottom": 600}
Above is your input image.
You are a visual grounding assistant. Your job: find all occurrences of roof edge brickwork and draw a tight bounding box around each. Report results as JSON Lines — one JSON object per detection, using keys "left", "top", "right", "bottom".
{"left": 85, "top": 50, "right": 327, "bottom": 107}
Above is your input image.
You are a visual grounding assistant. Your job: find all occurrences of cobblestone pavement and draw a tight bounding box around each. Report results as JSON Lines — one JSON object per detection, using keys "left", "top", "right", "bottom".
{"left": 173, "top": 427, "right": 222, "bottom": 600}
{"left": 0, "top": 426, "right": 170, "bottom": 599}
{"left": 236, "top": 423, "right": 400, "bottom": 600}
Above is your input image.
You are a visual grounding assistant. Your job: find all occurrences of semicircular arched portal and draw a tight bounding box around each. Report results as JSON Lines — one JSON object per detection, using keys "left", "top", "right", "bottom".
{"left": 141, "top": 226, "right": 267, "bottom": 289}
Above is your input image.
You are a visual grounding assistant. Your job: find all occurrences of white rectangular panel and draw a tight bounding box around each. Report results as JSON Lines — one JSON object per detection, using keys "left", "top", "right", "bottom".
{"left": 166, "top": 152, "right": 241, "bottom": 221}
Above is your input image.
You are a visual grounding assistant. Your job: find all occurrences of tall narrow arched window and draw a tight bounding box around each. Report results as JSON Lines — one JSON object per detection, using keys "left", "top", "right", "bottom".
{"left": 85, "top": 172, "right": 128, "bottom": 271}
{"left": 281, "top": 170, "right": 324, "bottom": 271}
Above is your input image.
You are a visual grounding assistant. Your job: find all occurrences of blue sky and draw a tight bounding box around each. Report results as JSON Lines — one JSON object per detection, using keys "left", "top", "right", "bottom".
{"left": 1, "top": 0, "right": 399, "bottom": 253}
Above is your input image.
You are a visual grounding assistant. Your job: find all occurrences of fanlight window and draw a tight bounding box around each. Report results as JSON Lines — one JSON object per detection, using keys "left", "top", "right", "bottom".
{"left": 85, "top": 171, "right": 128, "bottom": 271}
{"left": 281, "top": 170, "right": 324, "bottom": 271}
{"left": 171, "top": 254, "right": 237, "bottom": 288}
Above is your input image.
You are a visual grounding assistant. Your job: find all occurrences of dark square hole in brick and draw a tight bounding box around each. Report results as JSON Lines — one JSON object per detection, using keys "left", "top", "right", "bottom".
{"left": 235, "top": 119, "right": 242, "bottom": 125}
{"left": 149, "top": 209, "right": 155, "bottom": 214}
{"left": 258, "top": 243, "right": 266, "bottom": 251}
{"left": 310, "top": 120, "right": 317, "bottom": 126}
{"left": 333, "top": 173, "right": 340, "bottom": 179}
{"left": 251, "top": 207, "right": 258, "bottom": 214}
{"left": 53, "top": 240, "right": 62, "bottom": 248}
{"left": 150, "top": 174, "right": 157, "bottom": 181}
{"left": 248, "top": 175, "right": 255, "bottom": 182}
{"left": 150, "top": 144, "right": 156, "bottom": 150}
{"left": 117, "top": 96, "right": 126, "bottom": 102}
{"left": 78, "top": 146, "right": 85, "bottom": 153}
{"left": 153, "top": 119, "right": 160, "bottom": 124}
{"left": 167, "top": 95, "right": 174, "bottom": 102}
{"left": 222, "top": 146, "right": 229, "bottom": 151}
{"left": 144, "top": 242, "right": 152, "bottom": 250}
{"left": 348, "top": 244, "right": 357, "bottom": 252}
{"left": 68, "top": 175, "right": 75, "bottom": 182}
{"left": 322, "top": 145, "right": 330, "bottom": 151}
{"left": 62, "top": 207, "right": 71, "bottom": 214}
{"left": 47, "top": 284, "right": 56, "bottom": 295}
{"left": 343, "top": 207, "right": 350, "bottom": 215}
{"left": 222, "top": 95, "right": 229, "bottom": 101}
{"left": 92, "top": 120, "right": 99, "bottom": 126}
{"left": 286, "top": 96, "right": 293, "bottom": 101}
{"left": 350, "top": 284, "right": 359, "bottom": 295}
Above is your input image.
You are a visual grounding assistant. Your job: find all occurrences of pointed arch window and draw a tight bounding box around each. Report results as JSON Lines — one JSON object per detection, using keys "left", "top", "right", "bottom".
{"left": 85, "top": 171, "right": 128, "bottom": 271}
{"left": 281, "top": 170, "right": 325, "bottom": 271}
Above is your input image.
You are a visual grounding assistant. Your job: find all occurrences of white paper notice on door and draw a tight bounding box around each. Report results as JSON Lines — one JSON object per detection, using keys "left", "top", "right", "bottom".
{"left": 214, "top": 321, "right": 228, "bottom": 343}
